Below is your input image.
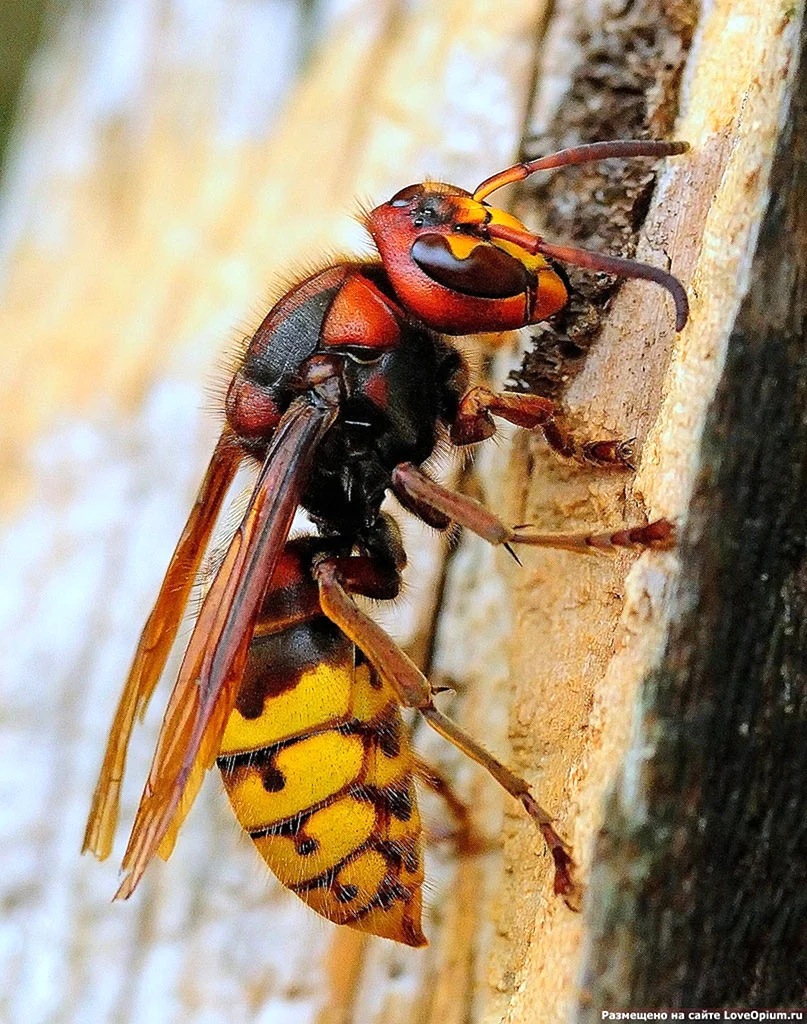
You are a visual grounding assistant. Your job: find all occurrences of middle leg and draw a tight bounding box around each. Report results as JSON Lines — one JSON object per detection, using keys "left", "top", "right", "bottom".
{"left": 392, "top": 461, "right": 674, "bottom": 554}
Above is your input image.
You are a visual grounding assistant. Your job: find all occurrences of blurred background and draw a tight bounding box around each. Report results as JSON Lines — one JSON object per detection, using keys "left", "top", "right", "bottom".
{"left": 0, "top": 1, "right": 49, "bottom": 177}
{"left": 0, "top": 2, "right": 541, "bottom": 1021}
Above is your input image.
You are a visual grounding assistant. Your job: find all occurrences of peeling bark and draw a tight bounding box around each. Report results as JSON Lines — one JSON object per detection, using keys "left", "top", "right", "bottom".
{"left": 512, "top": 0, "right": 697, "bottom": 400}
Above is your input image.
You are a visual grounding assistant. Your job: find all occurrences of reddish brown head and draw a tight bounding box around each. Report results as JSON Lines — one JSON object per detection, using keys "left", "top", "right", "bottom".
{"left": 367, "top": 139, "right": 691, "bottom": 335}
{"left": 366, "top": 183, "right": 566, "bottom": 335}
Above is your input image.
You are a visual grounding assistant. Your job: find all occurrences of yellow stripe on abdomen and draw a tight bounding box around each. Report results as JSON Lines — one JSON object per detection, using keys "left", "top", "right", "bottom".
{"left": 222, "top": 730, "right": 365, "bottom": 831}
{"left": 219, "top": 659, "right": 354, "bottom": 755}
{"left": 253, "top": 794, "right": 376, "bottom": 887}
{"left": 303, "top": 849, "right": 389, "bottom": 923}
{"left": 217, "top": 605, "right": 427, "bottom": 947}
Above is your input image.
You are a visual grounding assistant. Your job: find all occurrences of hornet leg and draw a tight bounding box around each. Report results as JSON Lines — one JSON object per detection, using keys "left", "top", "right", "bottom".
{"left": 312, "top": 559, "right": 581, "bottom": 909}
{"left": 391, "top": 462, "right": 674, "bottom": 554}
{"left": 451, "top": 386, "right": 636, "bottom": 468}
{"left": 412, "top": 756, "right": 485, "bottom": 855}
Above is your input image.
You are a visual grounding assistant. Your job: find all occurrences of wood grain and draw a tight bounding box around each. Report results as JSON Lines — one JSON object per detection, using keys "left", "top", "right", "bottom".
{"left": 481, "top": 1, "right": 806, "bottom": 1020}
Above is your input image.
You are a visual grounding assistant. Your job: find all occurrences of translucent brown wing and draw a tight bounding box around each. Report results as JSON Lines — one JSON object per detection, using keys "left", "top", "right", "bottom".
{"left": 83, "top": 431, "right": 242, "bottom": 860}
{"left": 115, "top": 395, "right": 338, "bottom": 899}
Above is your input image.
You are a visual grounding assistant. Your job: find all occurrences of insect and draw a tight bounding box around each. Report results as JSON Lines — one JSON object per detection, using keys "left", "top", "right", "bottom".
{"left": 84, "top": 139, "right": 688, "bottom": 947}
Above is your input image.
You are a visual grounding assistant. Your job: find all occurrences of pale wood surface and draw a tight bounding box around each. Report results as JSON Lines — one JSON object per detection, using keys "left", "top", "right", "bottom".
{"left": 492, "top": 1, "right": 806, "bottom": 1020}
{"left": 579, "top": 3, "right": 807, "bottom": 1010}
{"left": 2, "top": 0, "right": 801, "bottom": 1022}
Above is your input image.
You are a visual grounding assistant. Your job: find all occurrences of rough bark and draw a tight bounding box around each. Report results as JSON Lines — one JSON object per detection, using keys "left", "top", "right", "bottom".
{"left": 480, "top": 0, "right": 807, "bottom": 1019}
{"left": 581, "top": 7, "right": 807, "bottom": 1011}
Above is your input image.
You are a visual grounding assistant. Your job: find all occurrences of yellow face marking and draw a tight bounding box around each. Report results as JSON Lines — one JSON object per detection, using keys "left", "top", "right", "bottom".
{"left": 483, "top": 206, "right": 554, "bottom": 271}
{"left": 489, "top": 238, "right": 551, "bottom": 273}
{"left": 440, "top": 201, "right": 556, "bottom": 277}
{"left": 449, "top": 196, "right": 488, "bottom": 227}
{"left": 254, "top": 795, "right": 376, "bottom": 886}
{"left": 223, "top": 731, "right": 364, "bottom": 830}
{"left": 486, "top": 206, "right": 530, "bottom": 233}
{"left": 219, "top": 660, "right": 353, "bottom": 756}
{"left": 443, "top": 233, "right": 483, "bottom": 260}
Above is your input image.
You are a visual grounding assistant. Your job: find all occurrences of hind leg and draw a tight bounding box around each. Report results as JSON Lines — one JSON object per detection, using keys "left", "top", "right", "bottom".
{"left": 313, "top": 558, "right": 581, "bottom": 909}
{"left": 412, "top": 756, "right": 488, "bottom": 856}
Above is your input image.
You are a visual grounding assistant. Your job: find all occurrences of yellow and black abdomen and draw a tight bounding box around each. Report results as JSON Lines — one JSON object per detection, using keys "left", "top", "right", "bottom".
{"left": 217, "top": 549, "right": 425, "bottom": 947}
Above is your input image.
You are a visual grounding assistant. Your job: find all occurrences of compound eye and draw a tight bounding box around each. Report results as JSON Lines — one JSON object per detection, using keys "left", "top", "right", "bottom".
{"left": 411, "top": 234, "right": 531, "bottom": 298}
{"left": 389, "top": 183, "right": 422, "bottom": 207}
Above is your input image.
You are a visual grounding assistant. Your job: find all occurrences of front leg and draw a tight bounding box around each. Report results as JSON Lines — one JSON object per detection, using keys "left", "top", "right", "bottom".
{"left": 451, "top": 385, "right": 636, "bottom": 468}
{"left": 312, "top": 558, "right": 581, "bottom": 909}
